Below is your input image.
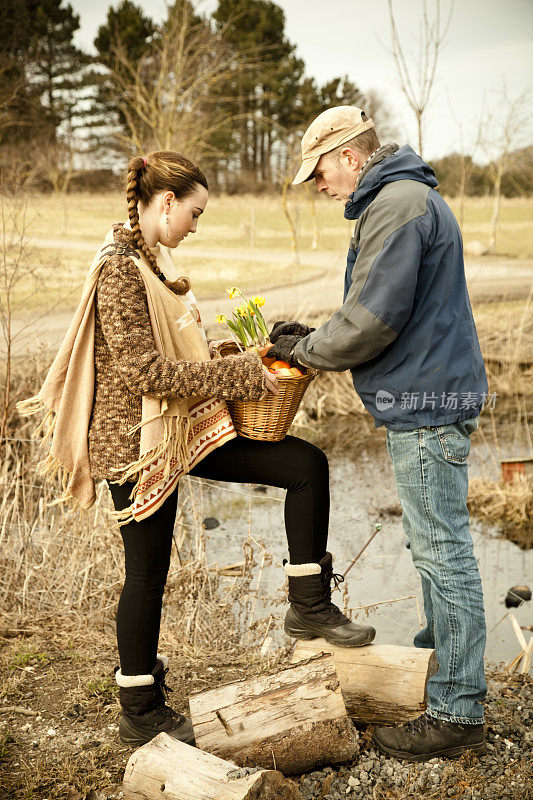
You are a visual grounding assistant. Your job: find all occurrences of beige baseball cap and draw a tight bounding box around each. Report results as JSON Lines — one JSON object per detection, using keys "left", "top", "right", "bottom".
{"left": 292, "top": 105, "right": 375, "bottom": 185}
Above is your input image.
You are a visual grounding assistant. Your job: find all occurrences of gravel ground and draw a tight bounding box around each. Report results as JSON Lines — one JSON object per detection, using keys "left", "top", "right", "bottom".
{"left": 293, "top": 671, "right": 532, "bottom": 800}
{"left": 1, "top": 635, "right": 531, "bottom": 799}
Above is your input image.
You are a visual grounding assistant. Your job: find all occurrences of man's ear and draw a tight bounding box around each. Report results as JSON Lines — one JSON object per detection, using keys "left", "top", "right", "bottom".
{"left": 340, "top": 147, "right": 361, "bottom": 172}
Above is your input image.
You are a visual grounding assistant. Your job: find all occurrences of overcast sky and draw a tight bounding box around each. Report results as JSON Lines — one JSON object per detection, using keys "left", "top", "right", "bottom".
{"left": 70, "top": 0, "right": 533, "bottom": 161}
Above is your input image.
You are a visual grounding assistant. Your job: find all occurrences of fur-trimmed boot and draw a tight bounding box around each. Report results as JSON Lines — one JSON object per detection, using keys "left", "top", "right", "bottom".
{"left": 284, "top": 552, "right": 376, "bottom": 647}
{"left": 115, "top": 655, "right": 195, "bottom": 747}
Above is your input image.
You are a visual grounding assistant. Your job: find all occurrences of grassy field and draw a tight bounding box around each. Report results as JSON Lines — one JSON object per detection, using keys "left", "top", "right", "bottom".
{"left": 447, "top": 196, "right": 533, "bottom": 259}
{"left": 19, "top": 191, "right": 533, "bottom": 256}
{"left": 19, "top": 190, "right": 353, "bottom": 251}
{"left": 8, "top": 246, "right": 321, "bottom": 314}
{"left": 3, "top": 192, "right": 531, "bottom": 314}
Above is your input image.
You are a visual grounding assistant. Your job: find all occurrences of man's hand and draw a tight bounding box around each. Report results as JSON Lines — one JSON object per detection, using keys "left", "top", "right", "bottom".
{"left": 270, "top": 320, "right": 315, "bottom": 343}
{"left": 266, "top": 334, "right": 302, "bottom": 365}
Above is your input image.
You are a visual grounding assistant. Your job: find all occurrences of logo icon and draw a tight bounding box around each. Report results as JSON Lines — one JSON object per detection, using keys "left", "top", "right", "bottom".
{"left": 376, "top": 390, "right": 396, "bottom": 412}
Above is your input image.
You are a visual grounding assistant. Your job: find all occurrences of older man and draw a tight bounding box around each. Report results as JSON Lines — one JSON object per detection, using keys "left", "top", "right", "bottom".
{"left": 268, "top": 106, "right": 488, "bottom": 762}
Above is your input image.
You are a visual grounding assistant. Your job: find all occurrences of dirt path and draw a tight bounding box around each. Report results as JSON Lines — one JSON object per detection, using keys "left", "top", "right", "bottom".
{"left": 30, "top": 235, "right": 331, "bottom": 265}
{"left": 9, "top": 244, "right": 533, "bottom": 357}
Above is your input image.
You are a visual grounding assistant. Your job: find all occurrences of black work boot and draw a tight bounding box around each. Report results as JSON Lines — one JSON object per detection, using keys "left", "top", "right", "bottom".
{"left": 115, "top": 655, "right": 195, "bottom": 747}
{"left": 284, "top": 552, "right": 376, "bottom": 647}
{"left": 373, "top": 713, "right": 487, "bottom": 762}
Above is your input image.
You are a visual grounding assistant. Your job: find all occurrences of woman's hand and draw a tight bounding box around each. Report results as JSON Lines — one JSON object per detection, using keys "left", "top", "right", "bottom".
{"left": 209, "top": 340, "right": 277, "bottom": 394}
{"left": 263, "top": 365, "right": 279, "bottom": 395}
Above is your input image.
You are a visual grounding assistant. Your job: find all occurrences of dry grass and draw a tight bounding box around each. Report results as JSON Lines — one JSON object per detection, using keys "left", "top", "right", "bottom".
{"left": 0, "top": 376, "right": 295, "bottom": 800}
{"left": 2, "top": 295, "right": 530, "bottom": 627}
{"left": 299, "top": 369, "right": 367, "bottom": 420}
{"left": 0, "top": 437, "right": 286, "bottom": 661}
{"left": 6, "top": 246, "right": 322, "bottom": 314}
{"left": 295, "top": 302, "right": 533, "bottom": 536}
{"left": 10, "top": 190, "right": 354, "bottom": 253}
{"left": 0, "top": 364, "right": 530, "bottom": 797}
{"left": 0, "top": 406, "right": 296, "bottom": 798}
{"left": 468, "top": 475, "right": 533, "bottom": 528}
{"left": 473, "top": 295, "right": 533, "bottom": 398}
{"left": 1, "top": 169, "right": 531, "bottom": 800}
{"left": 0, "top": 360, "right": 287, "bottom": 665}
{"left": 296, "top": 301, "right": 533, "bottom": 420}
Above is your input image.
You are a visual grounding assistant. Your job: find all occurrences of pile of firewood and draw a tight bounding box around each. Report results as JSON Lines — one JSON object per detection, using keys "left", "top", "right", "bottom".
{"left": 123, "top": 642, "right": 437, "bottom": 799}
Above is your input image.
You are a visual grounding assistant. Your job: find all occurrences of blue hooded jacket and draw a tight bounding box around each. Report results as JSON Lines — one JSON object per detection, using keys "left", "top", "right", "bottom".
{"left": 294, "top": 144, "right": 488, "bottom": 429}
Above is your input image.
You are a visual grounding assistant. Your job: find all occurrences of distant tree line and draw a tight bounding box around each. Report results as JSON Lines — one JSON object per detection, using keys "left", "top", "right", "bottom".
{"left": 0, "top": 0, "right": 398, "bottom": 191}
{"left": 0, "top": 0, "right": 531, "bottom": 195}
{"left": 432, "top": 147, "right": 533, "bottom": 198}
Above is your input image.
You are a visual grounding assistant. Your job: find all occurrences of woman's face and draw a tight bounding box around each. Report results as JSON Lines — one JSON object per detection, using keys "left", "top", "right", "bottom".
{"left": 162, "top": 184, "right": 208, "bottom": 247}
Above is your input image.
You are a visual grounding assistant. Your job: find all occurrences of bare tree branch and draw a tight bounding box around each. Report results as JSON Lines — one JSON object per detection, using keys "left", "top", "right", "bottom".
{"left": 102, "top": 6, "right": 265, "bottom": 164}
{"left": 477, "top": 88, "right": 532, "bottom": 250}
{"left": 387, "top": 0, "right": 453, "bottom": 157}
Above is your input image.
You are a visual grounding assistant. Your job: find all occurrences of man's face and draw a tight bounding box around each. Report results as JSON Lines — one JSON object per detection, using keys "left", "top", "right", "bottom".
{"left": 312, "top": 149, "right": 361, "bottom": 202}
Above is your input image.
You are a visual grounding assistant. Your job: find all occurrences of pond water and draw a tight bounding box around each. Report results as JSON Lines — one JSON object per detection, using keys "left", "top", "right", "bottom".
{"left": 191, "top": 419, "right": 531, "bottom": 668}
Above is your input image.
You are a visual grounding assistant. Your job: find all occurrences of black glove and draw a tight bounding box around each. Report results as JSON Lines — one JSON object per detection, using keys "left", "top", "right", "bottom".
{"left": 266, "top": 334, "right": 302, "bottom": 365}
{"left": 269, "top": 320, "right": 315, "bottom": 343}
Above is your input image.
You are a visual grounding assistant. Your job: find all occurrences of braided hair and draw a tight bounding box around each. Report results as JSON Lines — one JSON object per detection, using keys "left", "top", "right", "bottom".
{"left": 126, "top": 150, "right": 208, "bottom": 295}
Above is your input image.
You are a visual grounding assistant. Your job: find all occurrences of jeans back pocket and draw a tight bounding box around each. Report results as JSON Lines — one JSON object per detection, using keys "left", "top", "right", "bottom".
{"left": 437, "top": 426, "right": 472, "bottom": 464}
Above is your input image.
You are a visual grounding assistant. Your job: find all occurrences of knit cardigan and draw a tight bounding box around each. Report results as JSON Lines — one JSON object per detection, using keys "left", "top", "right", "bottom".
{"left": 88, "top": 226, "right": 265, "bottom": 479}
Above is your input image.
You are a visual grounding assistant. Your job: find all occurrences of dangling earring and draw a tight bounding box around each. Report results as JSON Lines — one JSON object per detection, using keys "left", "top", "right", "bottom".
{"left": 164, "top": 212, "right": 170, "bottom": 241}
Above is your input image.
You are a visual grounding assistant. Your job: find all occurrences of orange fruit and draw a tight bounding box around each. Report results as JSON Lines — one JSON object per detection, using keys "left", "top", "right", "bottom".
{"left": 270, "top": 360, "right": 292, "bottom": 370}
{"left": 289, "top": 366, "right": 304, "bottom": 377}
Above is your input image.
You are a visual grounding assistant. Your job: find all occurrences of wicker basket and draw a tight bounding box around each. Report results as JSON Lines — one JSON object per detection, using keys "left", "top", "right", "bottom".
{"left": 216, "top": 342, "right": 316, "bottom": 441}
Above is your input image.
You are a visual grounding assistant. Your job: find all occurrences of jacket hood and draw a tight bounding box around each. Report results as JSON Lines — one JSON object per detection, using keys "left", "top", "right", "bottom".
{"left": 344, "top": 144, "right": 439, "bottom": 220}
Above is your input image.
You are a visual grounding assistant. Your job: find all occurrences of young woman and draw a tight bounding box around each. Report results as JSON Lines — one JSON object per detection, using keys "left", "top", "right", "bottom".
{"left": 20, "top": 151, "right": 375, "bottom": 748}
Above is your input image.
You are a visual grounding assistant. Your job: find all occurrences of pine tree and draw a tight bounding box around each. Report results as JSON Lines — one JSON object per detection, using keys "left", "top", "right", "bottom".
{"left": 213, "top": 0, "right": 301, "bottom": 188}
{"left": 0, "top": 0, "right": 88, "bottom": 177}
{"left": 94, "top": 0, "right": 155, "bottom": 70}
{"left": 26, "top": 0, "right": 87, "bottom": 131}
{"left": 212, "top": 1, "right": 369, "bottom": 188}
{"left": 1, "top": 1, "right": 49, "bottom": 149}
{"left": 84, "top": 0, "right": 155, "bottom": 158}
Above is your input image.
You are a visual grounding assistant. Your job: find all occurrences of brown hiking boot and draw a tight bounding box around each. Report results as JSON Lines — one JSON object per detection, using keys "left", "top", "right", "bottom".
{"left": 373, "top": 712, "right": 486, "bottom": 762}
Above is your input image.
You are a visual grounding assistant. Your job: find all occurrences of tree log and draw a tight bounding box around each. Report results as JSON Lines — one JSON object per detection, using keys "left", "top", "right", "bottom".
{"left": 291, "top": 641, "right": 438, "bottom": 724}
{"left": 189, "top": 654, "right": 358, "bottom": 775}
{"left": 122, "top": 732, "right": 303, "bottom": 800}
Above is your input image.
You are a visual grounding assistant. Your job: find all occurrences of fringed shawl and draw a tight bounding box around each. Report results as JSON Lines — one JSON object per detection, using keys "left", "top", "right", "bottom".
{"left": 18, "top": 230, "right": 236, "bottom": 523}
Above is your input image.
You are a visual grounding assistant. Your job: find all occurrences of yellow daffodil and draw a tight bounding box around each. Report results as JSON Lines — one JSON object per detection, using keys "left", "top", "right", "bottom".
{"left": 218, "top": 286, "right": 268, "bottom": 347}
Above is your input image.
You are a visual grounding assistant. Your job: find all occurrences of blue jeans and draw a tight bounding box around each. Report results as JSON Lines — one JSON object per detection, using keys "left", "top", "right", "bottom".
{"left": 386, "top": 417, "right": 487, "bottom": 724}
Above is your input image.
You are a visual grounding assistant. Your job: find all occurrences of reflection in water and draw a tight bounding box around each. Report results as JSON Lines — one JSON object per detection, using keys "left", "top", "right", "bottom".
{"left": 498, "top": 524, "right": 533, "bottom": 550}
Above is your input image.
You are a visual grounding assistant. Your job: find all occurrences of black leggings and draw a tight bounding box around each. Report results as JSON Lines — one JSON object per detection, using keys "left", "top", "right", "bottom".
{"left": 109, "top": 434, "right": 329, "bottom": 675}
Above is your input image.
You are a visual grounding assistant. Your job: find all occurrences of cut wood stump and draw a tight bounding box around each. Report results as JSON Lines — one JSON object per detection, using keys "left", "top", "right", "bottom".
{"left": 122, "top": 732, "right": 303, "bottom": 800}
{"left": 291, "top": 641, "right": 438, "bottom": 724}
{"left": 189, "top": 653, "right": 358, "bottom": 775}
